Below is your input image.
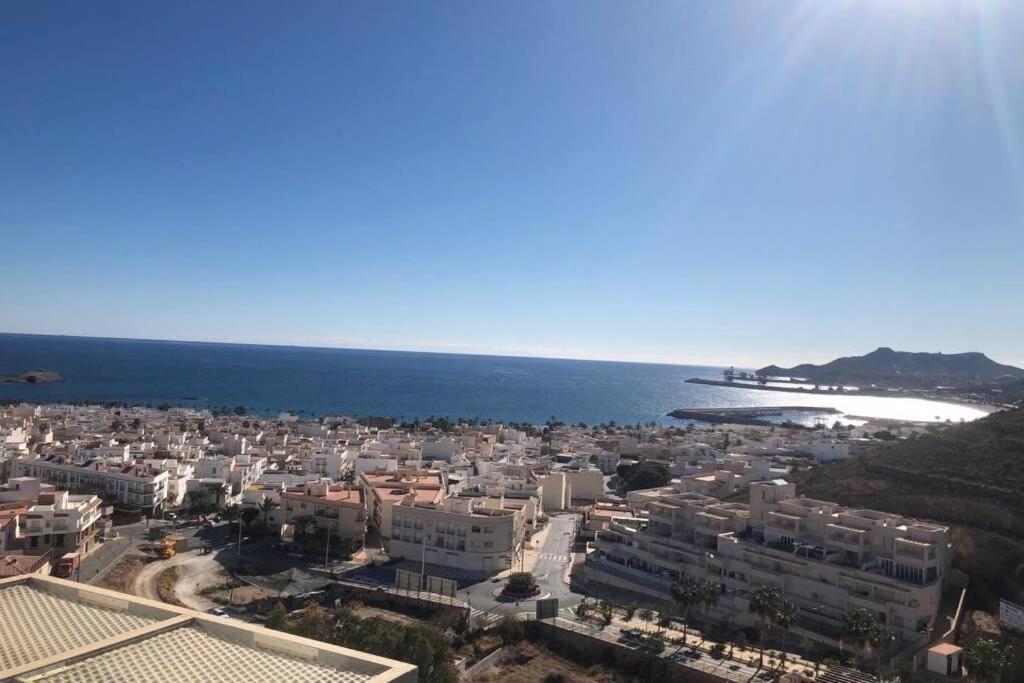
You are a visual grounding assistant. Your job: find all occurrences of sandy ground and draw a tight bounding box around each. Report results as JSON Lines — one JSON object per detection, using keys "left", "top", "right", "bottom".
{"left": 470, "top": 642, "right": 627, "bottom": 683}
{"left": 130, "top": 549, "right": 227, "bottom": 611}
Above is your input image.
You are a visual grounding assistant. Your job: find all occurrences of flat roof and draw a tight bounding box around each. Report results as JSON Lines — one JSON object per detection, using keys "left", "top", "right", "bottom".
{"left": 0, "top": 576, "right": 416, "bottom": 683}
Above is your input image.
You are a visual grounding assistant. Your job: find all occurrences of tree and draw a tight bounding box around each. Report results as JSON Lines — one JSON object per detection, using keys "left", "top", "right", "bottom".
{"left": 185, "top": 489, "right": 215, "bottom": 518}
{"left": 575, "top": 600, "right": 592, "bottom": 620}
{"left": 774, "top": 598, "right": 798, "bottom": 668}
{"left": 617, "top": 461, "right": 670, "bottom": 492}
{"left": 842, "top": 608, "right": 891, "bottom": 670}
{"left": 656, "top": 605, "right": 673, "bottom": 635}
{"left": 749, "top": 584, "right": 790, "bottom": 669}
{"left": 221, "top": 504, "right": 240, "bottom": 532}
{"left": 266, "top": 602, "right": 287, "bottom": 630}
{"left": 967, "top": 638, "right": 1014, "bottom": 682}
{"left": 259, "top": 497, "right": 279, "bottom": 528}
{"left": 328, "top": 608, "right": 458, "bottom": 683}
{"left": 599, "top": 600, "right": 614, "bottom": 625}
{"left": 623, "top": 602, "right": 638, "bottom": 621}
{"left": 639, "top": 608, "right": 654, "bottom": 633}
{"left": 240, "top": 507, "right": 259, "bottom": 530}
{"left": 672, "top": 575, "right": 718, "bottom": 644}
{"left": 291, "top": 514, "right": 315, "bottom": 547}
{"left": 506, "top": 572, "right": 536, "bottom": 595}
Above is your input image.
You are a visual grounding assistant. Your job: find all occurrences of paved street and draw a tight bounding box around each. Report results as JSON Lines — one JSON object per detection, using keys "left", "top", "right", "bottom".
{"left": 459, "top": 513, "right": 581, "bottom": 624}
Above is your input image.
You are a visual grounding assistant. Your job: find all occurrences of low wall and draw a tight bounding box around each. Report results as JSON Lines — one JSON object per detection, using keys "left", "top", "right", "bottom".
{"left": 527, "top": 619, "right": 736, "bottom": 683}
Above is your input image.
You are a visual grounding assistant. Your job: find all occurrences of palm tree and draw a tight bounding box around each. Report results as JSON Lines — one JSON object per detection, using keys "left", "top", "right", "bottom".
{"left": 774, "top": 599, "right": 798, "bottom": 670}
{"left": 240, "top": 507, "right": 259, "bottom": 531}
{"left": 221, "top": 503, "right": 240, "bottom": 532}
{"left": 842, "top": 608, "right": 891, "bottom": 671}
{"left": 639, "top": 608, "right": 654, "bottom": 633}
{"left": 967, "top": 638, "right": 1014, "bottom": 682}
{"left": 259, "top": 497, "right": 279, "bottom": 528}
{"left": 291, "top": 514, "right": 315, "bottom": 547}
{"left": 672, "top": 575, "right": 719, "bottom": 646}
{"left": 671, "top": 575, "right": 702, "bottom": 644}
{"left": 749, "top": 584, "right": 784, "bottom": 669}
{"left": 698, "top": 579, "right": 720, "bottom": 647}
{"left": 656, "top": 606, "right": 673, "bottom": 636}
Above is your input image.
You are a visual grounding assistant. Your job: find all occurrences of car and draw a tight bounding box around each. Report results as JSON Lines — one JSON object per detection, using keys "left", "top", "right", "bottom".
{"left": 207, "top": 608, "right": 230, "bottom": 618}
{"left": 226, "top": 604, "right": 247, "bottom": 615}
{"left": 619, "top": 628, "right": 643, "bottom": 639}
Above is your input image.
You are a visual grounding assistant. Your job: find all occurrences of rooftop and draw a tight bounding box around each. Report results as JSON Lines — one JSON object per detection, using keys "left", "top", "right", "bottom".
{"left": 0, "top": 576, "right": 416, "bottom": 683}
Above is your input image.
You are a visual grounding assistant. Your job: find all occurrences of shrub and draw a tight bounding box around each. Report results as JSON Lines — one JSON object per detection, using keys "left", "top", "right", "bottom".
{"left": 505, "top": 572, "right": 536, "bottom": 595}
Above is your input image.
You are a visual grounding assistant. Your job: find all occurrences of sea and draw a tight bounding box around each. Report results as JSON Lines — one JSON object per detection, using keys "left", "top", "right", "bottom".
{"left": 0, "top": 333, "right": 988, "bottom": 427}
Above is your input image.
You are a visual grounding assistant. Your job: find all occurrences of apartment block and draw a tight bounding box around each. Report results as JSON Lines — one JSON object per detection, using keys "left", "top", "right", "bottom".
{"left": 281, "top": 481, "right": 366, "bottom": 540}
{"left": 359, "top": 469, "right": 445, "bottom": 548}
{"left": 0, "top": 478, "right": 103, "bottom": 556}
{"left": 587, "top": 479, "right": 951, "bottom": 648}
{"left": 389, "top": 496, "right": 524, "bottom": 576}
{"left": 14, "top": 455, "right": 168, "bottom": 515}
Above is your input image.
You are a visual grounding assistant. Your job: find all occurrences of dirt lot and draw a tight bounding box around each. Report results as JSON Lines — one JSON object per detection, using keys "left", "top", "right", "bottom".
{"left": 470, "top": 642, "right": 631, "bottom": 683}
{"left": 351, "top": 606, "right": 422, "bottom": 626}
{"left": 92, "top": 553, "right": 153, "bottom": 593}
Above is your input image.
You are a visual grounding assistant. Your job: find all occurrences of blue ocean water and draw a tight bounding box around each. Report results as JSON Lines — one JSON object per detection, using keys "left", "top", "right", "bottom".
{"left": 0, "top": 334, "right": 986, "bottom": 425}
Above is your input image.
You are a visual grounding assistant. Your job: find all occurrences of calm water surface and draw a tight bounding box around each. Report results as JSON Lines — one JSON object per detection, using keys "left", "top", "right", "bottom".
{"left": 0, "top": 334, "right": 987, "bottom": 426}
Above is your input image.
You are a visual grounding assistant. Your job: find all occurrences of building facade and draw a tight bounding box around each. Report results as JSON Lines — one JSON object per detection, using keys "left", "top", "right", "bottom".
{"left": 587, "top": 480, "right": 951, "bottom": 648}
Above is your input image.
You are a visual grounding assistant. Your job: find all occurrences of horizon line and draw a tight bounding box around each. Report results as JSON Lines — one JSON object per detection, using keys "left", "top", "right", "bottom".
{"left": 0, "top": 330, "right": 734, "bottom": 370}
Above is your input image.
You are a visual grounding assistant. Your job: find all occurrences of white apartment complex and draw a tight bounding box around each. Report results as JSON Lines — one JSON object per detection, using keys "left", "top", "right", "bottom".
{"left": 390, "top": 496, "right": 524, "bottom": 576}
{"left": 15, "top": 455, "right": 169, "bottom": 515}
{"left": 587, "top": 479, "right": 951, "bottom": 648}
{"left": 0, "top": 478, "right": 103, "bottom": 555}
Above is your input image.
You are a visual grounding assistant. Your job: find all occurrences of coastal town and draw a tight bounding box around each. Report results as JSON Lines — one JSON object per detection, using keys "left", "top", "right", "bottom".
{"left": 2, "top": 400, "right": 1013, "bottom": 682}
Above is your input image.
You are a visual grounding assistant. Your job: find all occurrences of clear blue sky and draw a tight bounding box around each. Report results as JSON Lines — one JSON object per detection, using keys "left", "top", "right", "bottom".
{"left": 2, "top": 1, "right": 1022, "bottom": 368}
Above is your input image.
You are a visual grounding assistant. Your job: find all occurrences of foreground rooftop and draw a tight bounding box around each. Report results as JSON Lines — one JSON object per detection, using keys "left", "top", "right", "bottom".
{"left": 0, "top": 576, "right": 416, "bottom": 683}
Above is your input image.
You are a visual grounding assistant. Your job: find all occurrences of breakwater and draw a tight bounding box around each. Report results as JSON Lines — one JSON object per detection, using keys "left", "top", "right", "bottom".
{"left": 667, "top": 405, "right": 839, "bottom": 427}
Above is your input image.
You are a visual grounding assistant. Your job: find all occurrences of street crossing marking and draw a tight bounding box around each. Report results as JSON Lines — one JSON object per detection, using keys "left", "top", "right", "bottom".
{"left": 470, "top": 608, "right": 504, "bottom": 629}
{"left": 539, "top": 553, "right": 569, "bottom": 563}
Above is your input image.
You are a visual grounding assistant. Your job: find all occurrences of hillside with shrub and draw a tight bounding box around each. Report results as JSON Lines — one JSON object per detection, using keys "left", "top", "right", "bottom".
{"left": 795, "top": 408, "right": 1024, "bottom": 607}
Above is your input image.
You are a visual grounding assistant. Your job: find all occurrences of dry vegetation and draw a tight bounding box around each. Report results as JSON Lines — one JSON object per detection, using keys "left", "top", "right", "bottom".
{"left": 156, "top": 566, "right": 185, "bottom": 606}
{"left": 92, "top": 553, "right": 151, "bottom": 593}
{"left": 470, "top": 642, "right": 631, "bottom": 683}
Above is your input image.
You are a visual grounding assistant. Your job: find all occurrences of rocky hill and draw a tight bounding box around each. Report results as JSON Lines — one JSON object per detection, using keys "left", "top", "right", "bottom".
{"left": 759, "top": 347, "right": 1023, "bottom": 389}
{"left": 796, "top": 408, "right": 1024, "bottom": 607}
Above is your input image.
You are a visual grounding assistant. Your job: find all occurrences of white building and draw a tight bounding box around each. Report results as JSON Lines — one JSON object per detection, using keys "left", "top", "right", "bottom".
{"left": 15, "top": 456, "right": 168, "bottom": 515}
{"left": 389, "top": 496, "right": 524, "bottom": 576}
{"left": 588, "top": 480, "right": 952, "bottom": 649}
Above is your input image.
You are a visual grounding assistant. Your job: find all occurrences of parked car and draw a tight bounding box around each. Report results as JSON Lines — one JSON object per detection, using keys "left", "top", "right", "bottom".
{"left": 207, "top": 608, "right": 230, "bottom": 618}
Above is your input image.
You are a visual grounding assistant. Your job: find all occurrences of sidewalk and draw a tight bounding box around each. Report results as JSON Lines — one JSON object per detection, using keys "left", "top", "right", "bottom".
{"left": 571, "top": 608, "right": 819, "bottom": 677}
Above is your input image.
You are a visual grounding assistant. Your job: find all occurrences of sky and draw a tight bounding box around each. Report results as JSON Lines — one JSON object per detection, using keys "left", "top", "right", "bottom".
{"left": 2, "top": 1, "right": 1023, "bottom": 369}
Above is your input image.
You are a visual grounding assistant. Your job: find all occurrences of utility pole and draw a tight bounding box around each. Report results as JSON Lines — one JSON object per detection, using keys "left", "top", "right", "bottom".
{"left": 324, "top": 522, "right": 332, "bottom": 570}
{"left": 236, "top": 518, "right": 243, "bottom": 556}
{"left": 419, "top": 533, "right": 426, "bottom": 595}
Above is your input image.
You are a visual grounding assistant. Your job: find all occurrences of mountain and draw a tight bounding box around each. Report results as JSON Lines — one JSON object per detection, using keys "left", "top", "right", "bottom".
{"left": 796, "top": 408, "right": 1024, "bottom": 606}
{"left": 758, "top": 347, "right": 1024, "bottom": 388}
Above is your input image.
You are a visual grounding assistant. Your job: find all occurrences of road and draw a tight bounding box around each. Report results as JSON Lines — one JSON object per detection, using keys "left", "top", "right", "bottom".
{"left": 460, "top": 513, "right": 581, "bottom": 624}
{"left": 83, "top": 519, "right": 225, "bottom": 585}
{"left": 131, "top": 548, "right": 222, "bottom": 611}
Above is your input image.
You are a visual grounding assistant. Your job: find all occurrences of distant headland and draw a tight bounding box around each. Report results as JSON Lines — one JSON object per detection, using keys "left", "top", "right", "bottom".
{"left": 0, "top": 369, "right": 63, "bottom": 384}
